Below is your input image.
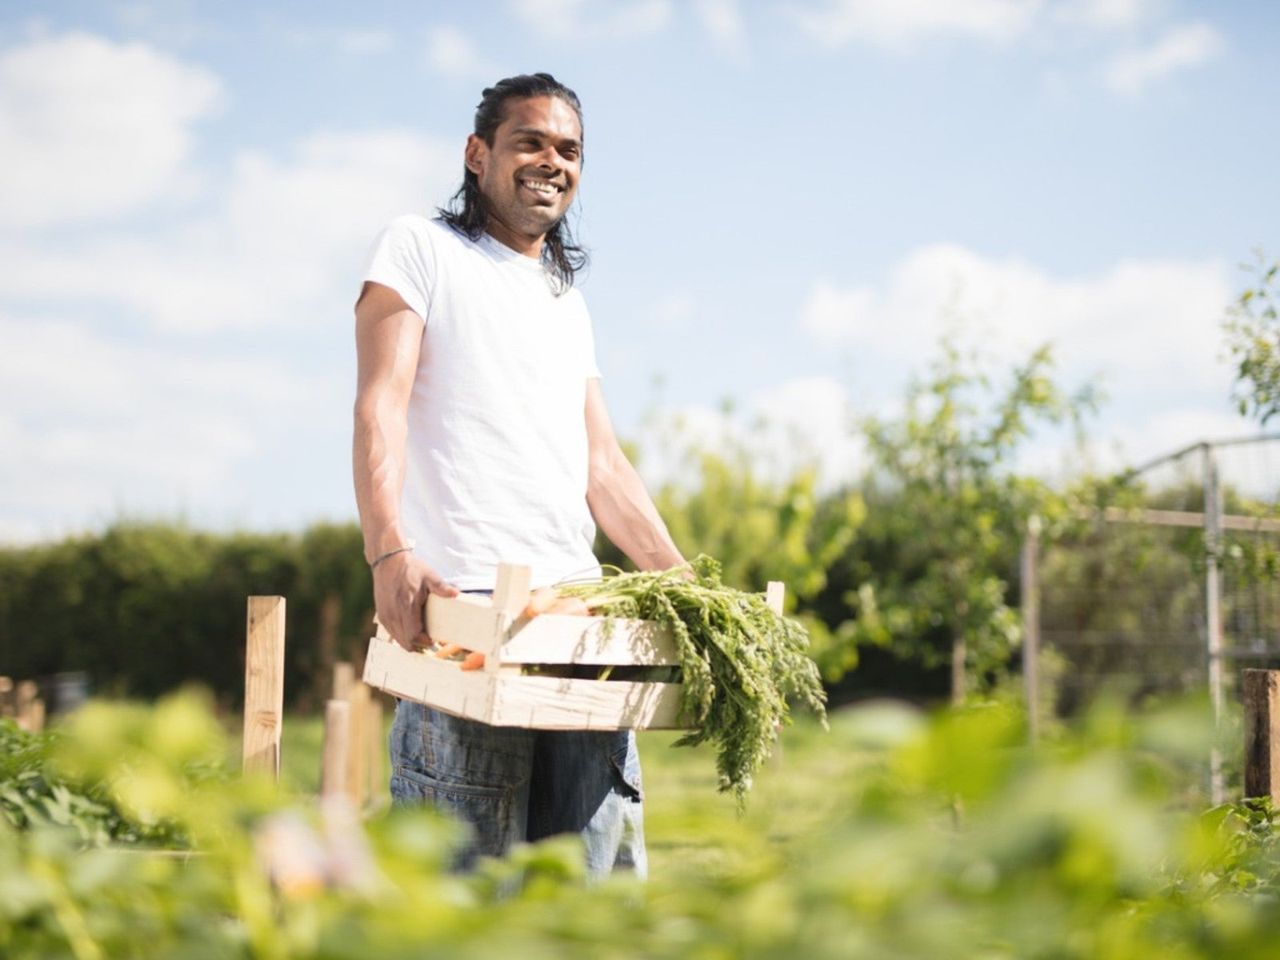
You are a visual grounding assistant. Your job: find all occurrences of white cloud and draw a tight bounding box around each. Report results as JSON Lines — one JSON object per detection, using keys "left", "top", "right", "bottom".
{"left": 337, "top": 29, "right": 394, "bottom": 56}
{"left": 0, "top": 32, "right": 222, "bottom": 228}
{"left": 1051, "top": 0, "right": 1164, "bottom": 31}
{"left": 271, "top": 23, "right": 394, "bottom": 57}
{"left": 0, "top": 314, "right": 327, "bottom": 542}
{"left": 425, "top": 25, "right": 500, "bottom": 80}
{"left": 1103, "top": 21, "right": 1224, "bottom": 96}
{"left": 1016, "top": 406, "right": 1251, "bottom": 483}
{"left": 0, "top": 129, "right": 460, "bottom": 333}
{"left": 649, "top": 293, "right": 696, "bottom": 328}
{"left": 794, "top": 0, "right": 1042, "bottom": 49}
{"left": 695, "top": 0, "right": 749, "bottom": 61}
{"left": 801, "top": 243, "right": 1231, "bottom": 391}
{"left": 800, "top": 243, "right": 1240, "bottom": 478}
{"left": 636, "top": 375, "right": 862, "bottom": 489}
{"left": 508, "top": 0, "right": 672, "bottom": 40}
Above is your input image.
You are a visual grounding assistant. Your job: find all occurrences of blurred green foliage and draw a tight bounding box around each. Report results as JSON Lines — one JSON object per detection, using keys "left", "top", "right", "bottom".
{"left": 0, "top": 523, "right": 372, "bottom": 709}
{"left": 1224, "top": 253, "right": 1280, "bottom": 424}
{"left": 6, "top": 692, "right": 1280, "bottom": 958}
{"left": 836, "top": 340, "right": 1095, "bottom": 699}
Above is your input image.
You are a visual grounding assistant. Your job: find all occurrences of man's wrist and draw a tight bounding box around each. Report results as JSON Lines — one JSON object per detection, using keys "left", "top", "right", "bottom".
{"left": 369, "top": 541, "right": 416, "bottom": 570}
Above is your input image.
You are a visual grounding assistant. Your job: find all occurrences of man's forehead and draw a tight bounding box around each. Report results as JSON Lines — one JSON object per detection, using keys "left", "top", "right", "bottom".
{"left": 498, "top": 96, "right": 582, "bottom": 141}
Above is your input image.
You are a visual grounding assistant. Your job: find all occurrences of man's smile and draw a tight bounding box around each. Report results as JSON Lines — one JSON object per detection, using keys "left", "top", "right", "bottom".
{"left": 519, "top": 177, "right": 564, "bottom": 200}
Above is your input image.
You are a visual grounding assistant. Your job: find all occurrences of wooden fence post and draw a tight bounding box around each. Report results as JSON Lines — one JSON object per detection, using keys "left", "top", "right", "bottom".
{"left": 1244, "top": 669, "right": 1280, "bottom": 803}
{"left": 367, "top": 694, "right": 385, "bottom": 805}
{"left": 347, "top": 682, "right": 370, "bottom": 807}
{"left": 333, "top": 662, "right": 355, "bottom": 702}
{"left": 15, "top": 681, "right": 43, "bottom": 733}
{"left": 321, "top": 699, "right": 350, "bottom": 799}
{"left": 243, "top": 596, "right": 287, "bottom": 778}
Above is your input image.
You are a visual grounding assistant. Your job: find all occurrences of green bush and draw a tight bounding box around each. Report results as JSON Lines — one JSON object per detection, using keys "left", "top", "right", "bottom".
{"left": 4, "top": 692, "right": 1280, "bottom": 958}
{"left": 0, "top": 522, "right": 371, "bottom": 708}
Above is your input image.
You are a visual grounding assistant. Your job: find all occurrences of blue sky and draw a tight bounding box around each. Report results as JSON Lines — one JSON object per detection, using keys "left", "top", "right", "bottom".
{"left": 2, "top": 0, "right": 1277, "bottom": 542}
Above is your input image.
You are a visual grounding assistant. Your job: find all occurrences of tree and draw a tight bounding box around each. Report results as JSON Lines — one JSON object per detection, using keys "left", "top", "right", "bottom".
{"left": 853, "top": 339, "right": 1095, "bottom": 704}
{"left": 1224, "top": 254, "right": 1280, "bottom": 424}
{"left": 597, "top": 414, "right": 866, "bottom": 676}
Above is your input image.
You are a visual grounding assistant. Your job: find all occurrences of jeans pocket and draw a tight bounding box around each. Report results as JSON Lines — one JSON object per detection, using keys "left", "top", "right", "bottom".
{"left": 607, "top": 732, "right": 644, "bottom": 802}
{"left": 391, "top": 764, "right": 513, "bottom": 865}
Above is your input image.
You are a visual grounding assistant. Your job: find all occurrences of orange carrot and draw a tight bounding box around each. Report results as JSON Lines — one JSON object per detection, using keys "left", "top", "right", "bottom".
{"left": 460, "top": 651, "right": 486, "bottom": 671}
{"left": 522, "top": 586, "right": 560, "bottom": 618}
{"left": 546, "top": 596, "right": 591, "bottom": 617}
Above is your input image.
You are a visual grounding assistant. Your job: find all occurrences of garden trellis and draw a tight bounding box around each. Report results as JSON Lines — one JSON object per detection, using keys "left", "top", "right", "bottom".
{"left": 1022, "top": 433, "right": 1280, "bottom": 803}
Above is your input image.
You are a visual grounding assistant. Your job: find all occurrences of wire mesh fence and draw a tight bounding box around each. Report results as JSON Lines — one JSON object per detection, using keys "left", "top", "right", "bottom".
{"left": 1031, "top": 434, "right": 1280, "bottom": 799}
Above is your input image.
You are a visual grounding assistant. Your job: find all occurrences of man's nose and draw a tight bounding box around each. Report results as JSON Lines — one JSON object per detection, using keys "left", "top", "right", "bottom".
{"left": 533, "top": 145, "right": 565, "bottom": 173}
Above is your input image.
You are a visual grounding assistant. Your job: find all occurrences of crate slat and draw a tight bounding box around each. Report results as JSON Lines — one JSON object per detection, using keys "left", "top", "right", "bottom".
{"left": 501, "top": 614, "right": 677, "bottom": 665}
{"left": 425, "top": 592, "right": 507, "bottom": 655}
{"left": 491, "top": 673, "right": 683, "bottom": 730}
{"left": 362, "top": 636, "right": 682, "bottom": 730}
{"left": 364, "top": 638, "right": 496, "bottom": 720}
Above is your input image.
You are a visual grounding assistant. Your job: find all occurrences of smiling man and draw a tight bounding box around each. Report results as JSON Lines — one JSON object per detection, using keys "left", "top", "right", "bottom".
{"left": 352, "top": 73, "right": 684, "bottom": 877}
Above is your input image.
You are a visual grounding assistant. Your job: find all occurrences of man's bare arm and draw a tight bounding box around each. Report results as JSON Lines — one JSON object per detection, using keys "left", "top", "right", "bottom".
{"left": 584, "top": 378, "right": 685, "bottom": 572}
{"left": 353, "top": 281, "right": 457, "bottom": 650}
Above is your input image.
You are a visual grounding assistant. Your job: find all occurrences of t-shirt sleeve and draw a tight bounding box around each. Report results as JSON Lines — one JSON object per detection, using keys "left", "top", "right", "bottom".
{"left": 362, "top": 216, "right": 434, "bottom": 322}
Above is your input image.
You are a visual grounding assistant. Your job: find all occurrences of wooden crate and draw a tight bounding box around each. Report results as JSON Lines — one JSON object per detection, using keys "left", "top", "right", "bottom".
{"left": 362, "top": 563, "right": 688, "bottom": 730}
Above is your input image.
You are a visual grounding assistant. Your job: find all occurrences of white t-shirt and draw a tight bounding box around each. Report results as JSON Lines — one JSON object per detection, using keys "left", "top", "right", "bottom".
{"left": 363, "top": 214, "right": 602, "bottom": 590}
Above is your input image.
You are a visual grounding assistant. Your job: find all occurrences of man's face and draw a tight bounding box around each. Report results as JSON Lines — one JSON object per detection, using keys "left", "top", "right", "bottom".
{"left": 465, "top": 94, "right": 582, "bottom": 253}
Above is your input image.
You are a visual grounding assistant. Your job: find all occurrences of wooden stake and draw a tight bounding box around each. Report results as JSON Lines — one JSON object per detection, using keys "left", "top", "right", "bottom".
{"left": 1244, "top": 669, "right": 1280, "bottom": 803}
{"left": 0, "top": 676, "right": 12, "bottom": 718}
{"left": 1021, "top": 517, "right": 1041, "bottom": 744}
{"left": 243, "top": 596, "right": 287, "bottom": 779}
{"left": 15, "top": 681, "right": 38, "bottom": 732}
{"left": 320, "top": 699, "right": 350, "bottom": 800}
{"left": 25, "top": 699, "right": 45, "bottom": 734}
{"left": 347, "top": 682, "right": 370, "bottom": 807}
{"left": 314, "top": 593, "right": 341, "bottom": 708}
{"left": 333, "top": 661, "right": 355, "bottom": 702}
{"left": 765, "top": 582, "right": 787, "bottom": 768}
{"left": 367, "top": 695, "right": 385, "bottom": 805}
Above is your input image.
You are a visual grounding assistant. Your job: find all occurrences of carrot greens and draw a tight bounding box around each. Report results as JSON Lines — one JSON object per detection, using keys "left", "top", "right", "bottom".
{"left": 560, "top": 555, "right": 827, "bottom": 807}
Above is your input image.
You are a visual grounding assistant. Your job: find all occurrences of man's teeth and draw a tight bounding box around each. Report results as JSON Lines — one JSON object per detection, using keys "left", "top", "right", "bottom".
{"left": 521, "top": 179, "right": 559, "bottom": 195}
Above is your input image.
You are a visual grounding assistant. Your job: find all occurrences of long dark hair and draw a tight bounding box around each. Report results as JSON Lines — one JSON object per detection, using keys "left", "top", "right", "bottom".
{"left": 438, "top": 73, "right": 588, "bottom": 294}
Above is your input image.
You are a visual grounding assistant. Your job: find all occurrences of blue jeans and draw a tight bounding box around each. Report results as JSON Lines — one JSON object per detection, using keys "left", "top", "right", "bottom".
{"left": 389, "top": 699, "right": 648, "bottom": 879}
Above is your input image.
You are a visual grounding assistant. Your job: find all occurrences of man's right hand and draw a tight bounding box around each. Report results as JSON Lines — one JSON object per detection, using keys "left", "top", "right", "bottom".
{"left": 372, "top": 552, "right": 459, "bottom": 652}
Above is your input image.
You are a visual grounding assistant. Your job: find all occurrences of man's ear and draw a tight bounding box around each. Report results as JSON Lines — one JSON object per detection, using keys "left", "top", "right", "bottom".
{"left": 464, "top": 134, "right": 486, "bottom": 176}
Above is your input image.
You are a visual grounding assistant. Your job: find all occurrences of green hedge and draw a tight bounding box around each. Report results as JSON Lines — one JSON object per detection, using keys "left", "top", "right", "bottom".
{"left": 0, "top": 522, "right": 372, "bottom": 709}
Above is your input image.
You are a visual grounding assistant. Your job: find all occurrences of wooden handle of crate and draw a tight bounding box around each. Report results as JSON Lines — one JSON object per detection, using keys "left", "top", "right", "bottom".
{"left": 493, "top": 563, "right": 532, "bottom": 618}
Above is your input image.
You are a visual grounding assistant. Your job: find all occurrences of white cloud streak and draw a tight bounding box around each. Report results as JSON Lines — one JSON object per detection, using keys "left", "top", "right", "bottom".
{"left": 800, "top": 242, "right": 1242, "bottom": 470}
{"left": 1052, "top": 0, "right": 1163, "bottom": 31}
{"left": 0, "top": 130, "right": 459, "bottom": 333}
{"left": 426, "top": 25, "right": 500, "bottom": 80}
{"left": 0, "top": 32, "right": 222, "bottom": 228}
{"left": 801, "top": 243, "right": 1230, "bottom": 387}
{"left": 794, "top": 0, "right": 1043, "bottom": 49}
{"left": 0, "top": 314, "right": 325, "bottom": 542}
{"left": 695, "top": 0, "right": 749, "bottom": 61}
{"left": 1103, "top": 21, "right": 1225, "bottom": 96}
{"left": 636, "top": 375, "right": 862, "bottom": 489}
{"left": 508, "top": 0, "right": 672, "bottom": 40}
